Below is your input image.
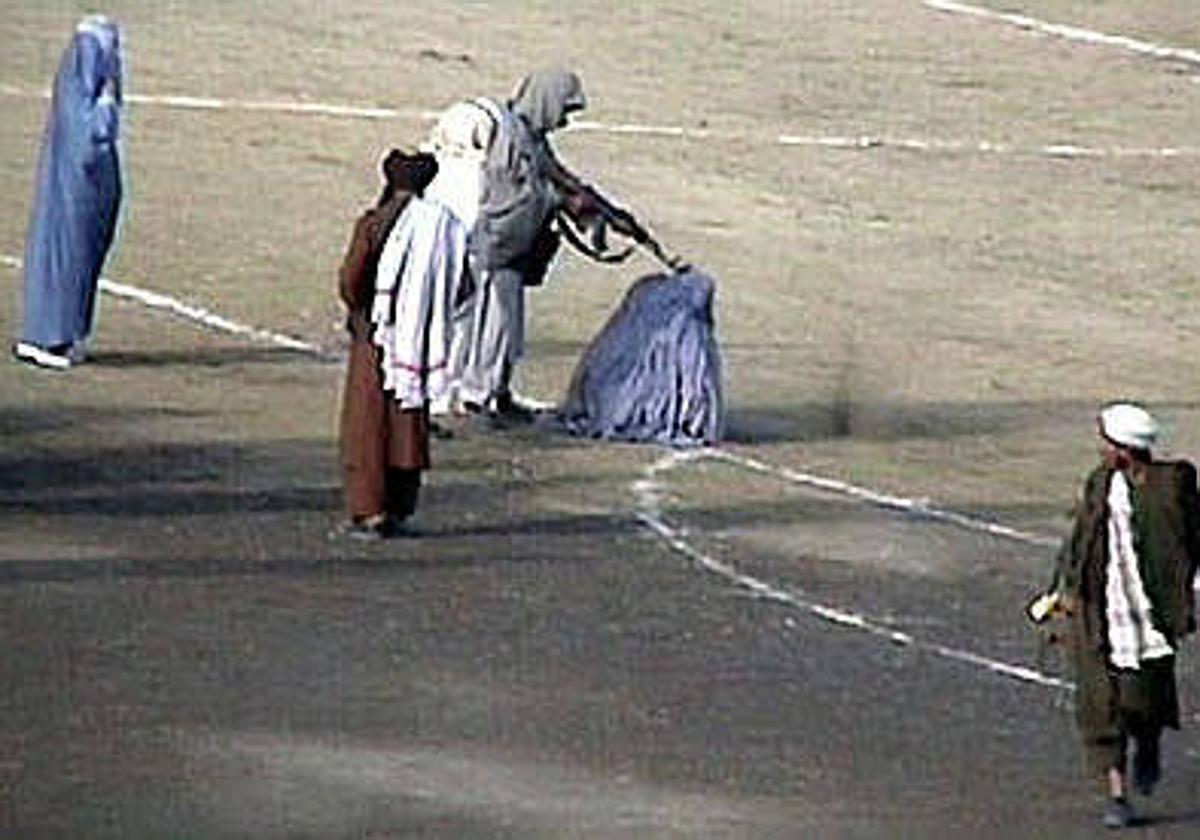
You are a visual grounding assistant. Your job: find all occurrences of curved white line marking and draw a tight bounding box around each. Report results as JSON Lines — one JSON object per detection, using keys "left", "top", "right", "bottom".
{"left": 0, "top": 83, "right": 437, "bottom": 122}
{"left": 925, "top": 0, "right": 1200, "bottom": 66}
{"left": 635, "top": 449, "right": 1073, "bottom": 691}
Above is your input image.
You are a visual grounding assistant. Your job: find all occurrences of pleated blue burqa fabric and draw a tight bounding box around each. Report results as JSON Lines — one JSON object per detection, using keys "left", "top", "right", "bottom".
{"left": 20, "top": 15, "right": 124, "bottom": 355}
{"left": 558, "top": 270, "right": 723, "bottom": 446}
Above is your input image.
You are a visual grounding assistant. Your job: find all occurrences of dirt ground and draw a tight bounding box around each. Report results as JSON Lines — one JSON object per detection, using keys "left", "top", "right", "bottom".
{"left": 2, "top": 1, "right": 1200, "bottom": 836}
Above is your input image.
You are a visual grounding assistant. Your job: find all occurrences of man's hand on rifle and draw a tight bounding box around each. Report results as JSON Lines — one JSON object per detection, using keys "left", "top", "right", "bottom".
{"left": 553, "top": 165, "right": 687, "bottom": 270}
{"left": 566, "top": 185, "right": 650, "bottom": 244}
{"left": 563, "top": 186, "right": 602, "bottom": 226}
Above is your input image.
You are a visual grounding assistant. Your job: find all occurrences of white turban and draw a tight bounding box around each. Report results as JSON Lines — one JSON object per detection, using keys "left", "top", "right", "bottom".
{"left": 1099, "top": 402, "right": 1159, "bottom": 451}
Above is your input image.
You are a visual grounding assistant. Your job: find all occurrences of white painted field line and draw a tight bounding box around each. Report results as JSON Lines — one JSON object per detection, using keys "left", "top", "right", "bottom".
{"left": 0, "top": 83, "right": 435, "bottom": 122}
{"left": 3, "top": 83, "right": 1196, "bottom": 160}
{"left": 705, "top": 448, "right": 1060, "bottom": 548}
{"left": 0, "top": 254, "right": 322, "bottom": 355}
{"left": 131, "top": 92, "right": 438, "bottom": 122}
{"left": 777, "top": 134, "right": 1199, "bottom": 160}
{"left": 924, "top": 0, "right": 1200, "bottom": 67}
{"left": 635, "top": 449, "right": 1073, "bottom": 692}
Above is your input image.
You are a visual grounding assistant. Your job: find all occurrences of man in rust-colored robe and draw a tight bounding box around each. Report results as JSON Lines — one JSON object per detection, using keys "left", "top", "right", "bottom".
{"left": 337, "top": 150, "right": 440, "bottom": 539}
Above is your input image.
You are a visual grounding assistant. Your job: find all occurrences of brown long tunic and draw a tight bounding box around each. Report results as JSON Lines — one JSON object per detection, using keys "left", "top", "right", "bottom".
{"left": 337, "top": 192, "right": 431, "bottom": 521}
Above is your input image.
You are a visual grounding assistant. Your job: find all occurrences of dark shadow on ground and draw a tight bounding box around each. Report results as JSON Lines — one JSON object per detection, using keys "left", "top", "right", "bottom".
{"left": 0, "top": 534, "right": 617, "bottom": 585}
{"left": 1142, "top": 809, "right": 1200, "bottom": 829}
{"left": 0, "top": 424, "right": 601, "bottom": 518}
{"left": 88, "top": 345, "right": 337, "bottom": 368}
{"left": 722, "top": 399, "right": 1200, "bottom": 445}
{"left": 0, "top": 485, "right": 338, "bottom": 517}
{"left": 424, "top": 511, "right": 633, "bottom": 540}
{"left": 0, "top": 482, "right": 1062, "bottom": 586}
{"left": 1, "top": 423, "right": 1068, "bottom": 528}
{"left": 442, "top": 415, "right": 618, "bottom": 452}
{"left": 0, "top": 440, "right": 325, "bottom": 492}
{"left": 0, "top": 404, "right": 207, "bottom": 439}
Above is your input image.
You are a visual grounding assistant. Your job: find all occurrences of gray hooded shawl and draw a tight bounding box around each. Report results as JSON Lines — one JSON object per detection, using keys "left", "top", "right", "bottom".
{"left": 21, "top": 16, "right": 123, "bottom": 350}
{"left": 558, "top": 270, "right": 724, "bottom": 447}
{"left": 471, "top": 70, "right": 586, "bottom": 271}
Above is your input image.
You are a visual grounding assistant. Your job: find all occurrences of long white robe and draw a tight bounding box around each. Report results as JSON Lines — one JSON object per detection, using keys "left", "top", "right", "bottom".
{"left": 370, "top": 198, "right": 467, "bottom": 408}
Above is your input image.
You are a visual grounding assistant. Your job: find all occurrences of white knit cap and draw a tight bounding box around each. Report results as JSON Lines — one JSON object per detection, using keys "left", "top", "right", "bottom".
{"left": 1099, "top": 402, "right": 1159, "bottom": 451}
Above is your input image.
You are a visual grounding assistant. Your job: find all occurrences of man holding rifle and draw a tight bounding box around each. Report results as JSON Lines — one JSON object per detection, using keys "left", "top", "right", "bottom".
{"left": 443, "top": 69, "right": 648, "bottom": 423}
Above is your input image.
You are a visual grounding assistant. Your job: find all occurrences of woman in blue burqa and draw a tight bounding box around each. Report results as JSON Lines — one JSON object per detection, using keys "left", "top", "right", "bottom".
{"left": 558, "top": 269, "right": 723, "bottom": 447}
{"left": 14, "top": 15, "right": 123, "bottom": 370}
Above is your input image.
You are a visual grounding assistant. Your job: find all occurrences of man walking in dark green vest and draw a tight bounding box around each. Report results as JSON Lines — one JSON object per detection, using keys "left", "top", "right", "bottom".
{"left": 1048, "top": 402, "right": 1199, "bottom": 829}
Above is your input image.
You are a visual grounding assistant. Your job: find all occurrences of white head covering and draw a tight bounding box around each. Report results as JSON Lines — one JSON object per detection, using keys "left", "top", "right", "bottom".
{"left": 425, "top": 99, "right": 497, "bottom": 161}
{"left": 1099, "top": 402, "right": 1159, "bottom": 451}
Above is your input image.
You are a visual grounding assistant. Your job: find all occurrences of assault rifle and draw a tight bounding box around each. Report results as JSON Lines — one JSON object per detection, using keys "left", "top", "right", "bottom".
{"left": 557, "top": 182, "right": 687, "bottom": 272}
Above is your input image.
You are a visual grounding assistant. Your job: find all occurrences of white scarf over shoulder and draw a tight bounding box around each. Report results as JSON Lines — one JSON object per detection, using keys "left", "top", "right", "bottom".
{"left": 371, "top": 197, "right": 467, "bottom": 407}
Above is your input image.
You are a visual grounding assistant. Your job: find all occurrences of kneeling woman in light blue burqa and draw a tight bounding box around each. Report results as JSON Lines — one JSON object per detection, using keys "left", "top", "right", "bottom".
{"left": 558, "top": 270, "right": 723, "bottom": 447}
{"left": 16, "top": 15, "right": 123, "bottom": 369}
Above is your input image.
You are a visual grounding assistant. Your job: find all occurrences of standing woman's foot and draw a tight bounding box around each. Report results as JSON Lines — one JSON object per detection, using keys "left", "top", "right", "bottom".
{"left": 13, "top": 341, "right": 72, "bottom": 370}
